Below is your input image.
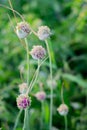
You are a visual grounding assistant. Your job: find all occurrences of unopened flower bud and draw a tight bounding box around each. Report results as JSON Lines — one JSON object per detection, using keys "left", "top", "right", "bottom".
{"left": 17, "top": 94, "right": 31, "bottom": 109}
{"left": 16, "top": 22, "right": 31, "bottom": 38}
{"left": 30, "top": 45, "right": 46, "bottom": 60}
{"left": 57, "top": 104, "right": 69, "bottom": 116}
{"left": 18, "top": 83, "right": 28, "bottom": 94}
{"left": 37, "top": 26, "right": 51, "bottom": 40}
{"left": 35, "top": 91, "right": 46, "bottom": 101}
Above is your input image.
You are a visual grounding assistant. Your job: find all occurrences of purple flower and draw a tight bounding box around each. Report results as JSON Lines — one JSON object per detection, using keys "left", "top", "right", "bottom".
{"left": 30, "top": 45, "right": 46, "bottom": 60}
{"left": 17, "top": 94, "right": 31, "bottom": 109}
{"left": 35, "top": 91, "right": 46, "bottom": 101}
{"left": 37, "top": 26, "right": 51, "bottom": 40}
{"left": 16, "top": 22, "right": 31, "bottom": 39}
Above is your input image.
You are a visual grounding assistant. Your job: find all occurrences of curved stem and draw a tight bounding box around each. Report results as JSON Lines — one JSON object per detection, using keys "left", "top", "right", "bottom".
{"left": 8, "top": 0, "right": 18, "bottom": 24}
{"left": 13, "top": 109, "right": 22, "bottom": 130}
{"left": 64, "top": 115, "right": 68, "bottom": 130}
{"left": 45, "top": 40, "right": 53, "bottom": 130}
{"left": 0, "top": 4, "right": 24, "bottom": 21}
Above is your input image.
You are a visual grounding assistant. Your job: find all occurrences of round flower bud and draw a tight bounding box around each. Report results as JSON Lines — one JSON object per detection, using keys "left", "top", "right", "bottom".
{"left": 37, "top": 26, "right": 51, "bottom": 40}
{"left": 35, "top": 91, "right": 46, "bottom": 101}
{"left": 30, "top": 45, "right": 46, "bottom": 60}
{"left": 18, "top": 83, "right": 28, "bottom": 94}
{"left": 57, "top": 104, "right": 69, "bottom": 116}
{"left": 17, "top": 94, "right": 31, "bottom": 109}
{"left": 16, "top": 22, "right": 31, "bottom": 38}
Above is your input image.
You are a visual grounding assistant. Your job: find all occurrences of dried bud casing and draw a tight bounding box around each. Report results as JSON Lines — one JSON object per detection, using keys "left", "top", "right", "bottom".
{"left": 57, "top": 104, "right": 69, "bottom": 116}
{"left": 30, "top": 45, "right": 46, "bottom": 60}
{"left": 18, "top": 83, "right": 28, "bottom": 94}
{"left": 16, "top": 22, "right": 31, "bottom": 38}
{"left": 17, "top": 94, "right": 31, "bottom": 109}
{"left": 35, "top": 91, "right": 46, "bottom": 101}
{"left": 37, "top": 26, "right": 51, "bottom": 40}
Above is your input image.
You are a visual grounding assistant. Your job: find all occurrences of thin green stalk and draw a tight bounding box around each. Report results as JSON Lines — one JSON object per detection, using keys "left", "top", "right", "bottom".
{"left": 25, "top": 38, "right": 30, "bottom": 86}
{"left": 29, "top": 60, "right": 40, "bottom": 92}
{"left": 64, "top": 115, "right": 68, "bottom": 130}
{"left": 23, "top": 38, "right": 30, "bottom": 130}
{"left": 61, "top": 84, "right": 64, "bottom": 104}
{"left": 45, "top": 40, "right": 53, "bottom": 130}
{"left": 26, "top": 56, "right": 48, "bottom": 94}
{"left": 23, "top": 108, "right": 30, "bottom": 130}
{"left": 8, "top": 0, "right": 18, "bottom": 24}
{"left": 61, "top": 83, "right": 68, "bottom": 130}
{"left": 41, "top": 101, "right": 44, "bottom": 130}
{"left": 13, "top": 110, "right": 22, "bottom": 130}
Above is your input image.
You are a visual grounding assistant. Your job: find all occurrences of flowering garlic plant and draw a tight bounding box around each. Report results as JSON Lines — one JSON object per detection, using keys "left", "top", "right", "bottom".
{"left": 37, "top": 26, "right": 51, "bottom": 40}
{"left": 35, "top": 91, "right": 46, "bottom": 101}
{"left": 0, "top": 1, "right": 69, "bottom": 130}
{"left": 57, "top": 104, "right": 69, "bottom": 116}
{"left": 16, "top": 22, "right": 31, "bottom": 39}
{"left": 30, "top": 45, "right": 46, "bottom": 60}
{"left": 17, "top": 94, "right": 31, "bottom": 109}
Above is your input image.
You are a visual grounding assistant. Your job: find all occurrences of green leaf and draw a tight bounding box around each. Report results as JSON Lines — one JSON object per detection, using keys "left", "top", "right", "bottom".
{"left": 61, "top": 73, "right": 87, "bottom": 88}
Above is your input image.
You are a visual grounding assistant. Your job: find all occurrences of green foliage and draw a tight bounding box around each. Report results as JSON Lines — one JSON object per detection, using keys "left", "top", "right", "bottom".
{"left": 0, "top": 0, "right": 87, "bottom": 130}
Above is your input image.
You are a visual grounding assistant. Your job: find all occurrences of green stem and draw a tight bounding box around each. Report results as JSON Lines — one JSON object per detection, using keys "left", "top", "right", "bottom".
{"left": 13, "top": 109, "right": 22, "bottom": 130}
{"left": 23, "top": 108, "right": 29, "bottom": 130}
{"left": 45, "top": 40, "right": 53, "bottom": 130}
{"left": 61, "top": 84, "right": 64, "bottom": 104}
{"left": 61, "top": 83, "right": 68, "bottom": 130}
{"left": 23, "top": 38, "right": 30, "bottom": 130}
{"left": 41, "top": 101, "right": 44, "bottom": 129}
{"left": 25, "top": 38, "right": 30, "bottom": 86}
{"left": 64, "top": 115, "right": 68, "bottom": 130}
{"left": 26, "top": 56, "right": 48, "bottom": 94}
{"left": 29, "top": 60, "right": 40, "bottom": 92}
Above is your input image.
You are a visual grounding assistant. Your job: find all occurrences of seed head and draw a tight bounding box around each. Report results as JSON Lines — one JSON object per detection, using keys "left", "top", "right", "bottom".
{"left": 37, "top": 26, "right": 51, "bottom": 40}
{"left": 18, "top": 83, "right": 28, "bottom": 94}
{"left": 35, "top": 91, "right": 46, "bottom": 101}
{"left": 16, "top": 22, "right": 31, "bottom": 38}
{"left": 57, "top": 104, "right": 69, "bottom": 116}
{"left": 30, "top": 45, "right": 46, "bottom": 60}
{"left": 17, "top": 94, "right": 31, "bottom": 109}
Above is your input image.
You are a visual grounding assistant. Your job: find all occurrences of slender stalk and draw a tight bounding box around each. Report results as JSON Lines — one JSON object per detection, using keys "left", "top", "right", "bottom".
{"left": 29, "top": 60, "right": 40, "bottom": 92}
{"left": 41, "top": 101, "right": 44, "bottom": 130}
{"left": 25, "top": 38, "right": 30, "bottom": 86}
{"left": 64, "top": 115, "right": 68, "bottom": 130}
{"left": 8, "top": 0, "right": 18, "bottom": 24}
{"left": 61, "top": 84, "right": 64, "bottom": 104}
{"left": 23, "top": 108, "right": 30, "bottom": 130}
{"left": 45, "top": 40, "right": 53, "bottom": 130}
{"left": 22, "top": 38, "right": 30, "bottom": 130}
{"left": 0, "top": 4, "right": 24, "bottom": 21}
{"left": 13, "top": 110, "right": 22, "bottom": 130}
{"left": 61, "top": 83, "right": 68, "bottom": 130}
{"left": 26, "top": 56, "right": 48, "bottom": 94}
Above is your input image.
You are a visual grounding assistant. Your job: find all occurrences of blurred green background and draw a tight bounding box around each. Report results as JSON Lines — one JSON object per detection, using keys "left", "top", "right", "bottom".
{"left": 0, "top": 0, "right": 87, "bottom": 130}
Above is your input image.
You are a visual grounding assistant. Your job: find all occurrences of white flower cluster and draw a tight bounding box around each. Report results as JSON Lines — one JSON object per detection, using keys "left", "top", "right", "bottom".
{"left": 16, "top": 22, "right": 31, "bottom": 38}
{"left": 30, "top": 45, "right": 46, "bottom": 60}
